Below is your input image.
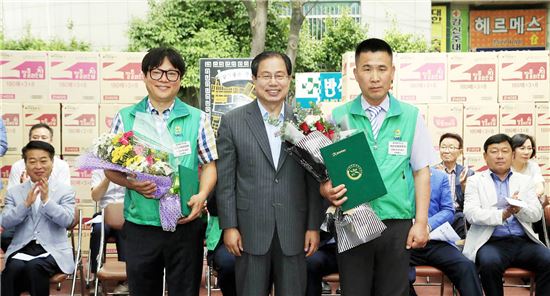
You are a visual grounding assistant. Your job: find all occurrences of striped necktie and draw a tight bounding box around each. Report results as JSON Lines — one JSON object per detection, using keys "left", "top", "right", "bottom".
{"left": 367, "top": 105, "right": 382, "bottom": 139}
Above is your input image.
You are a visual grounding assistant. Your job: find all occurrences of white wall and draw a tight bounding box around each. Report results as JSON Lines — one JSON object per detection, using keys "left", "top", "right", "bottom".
{"left": 360, "top": 0, "right": 432, "bottom": 44}
{"left": 1, "top": 0, "right": 149, "bottom": 51}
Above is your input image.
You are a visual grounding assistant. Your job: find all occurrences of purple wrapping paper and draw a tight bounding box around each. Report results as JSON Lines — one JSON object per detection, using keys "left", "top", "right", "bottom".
{"left": 77, "top": 153, "right": 182, "bottom": 232}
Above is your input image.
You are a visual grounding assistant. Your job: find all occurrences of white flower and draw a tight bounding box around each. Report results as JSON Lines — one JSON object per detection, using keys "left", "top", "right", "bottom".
{"left": 304, "top": 115, "right": 321, "bottom": 127}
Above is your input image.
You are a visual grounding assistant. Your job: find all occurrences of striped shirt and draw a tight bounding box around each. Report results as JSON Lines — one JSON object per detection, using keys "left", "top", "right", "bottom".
{"left": 111, "top": 99, "right": 218, "bottom": 164}
{"left": 360, "top": 96, "right": 437, "bottom": 171}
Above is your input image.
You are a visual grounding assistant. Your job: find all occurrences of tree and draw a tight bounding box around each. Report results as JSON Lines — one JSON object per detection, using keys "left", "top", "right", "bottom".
{"left": 242, "top": 0, "right": 269, "bottom": 57}
{"left": 285, "top": 0, "right": 307, "bottom": 68}
{"left": 0, "top": 26, "right": 90, "bottom": 51}
{"left": 317, "top": 12, "right": 367, "bottom": 71}
{"left": 294, "top": 12, "right": 366, "bottom": 73}
{"left": 383, "top": 19, "right": 432, "bottom": 53}
{"left": 128, "top": 0, "right": 288, "bottom": 92}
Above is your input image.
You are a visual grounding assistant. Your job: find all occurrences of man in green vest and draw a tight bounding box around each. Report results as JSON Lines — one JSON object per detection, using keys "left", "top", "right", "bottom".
{"left": 105, "top": 47, "right": 217, "bottom": 296}
{"left": 320, "top": 38, "right": 434, "bottom": 296}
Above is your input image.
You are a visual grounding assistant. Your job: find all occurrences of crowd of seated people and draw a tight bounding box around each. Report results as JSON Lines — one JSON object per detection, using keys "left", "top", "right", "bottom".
{"left": 1, "top": 128, "right": 549, "bottom": 296}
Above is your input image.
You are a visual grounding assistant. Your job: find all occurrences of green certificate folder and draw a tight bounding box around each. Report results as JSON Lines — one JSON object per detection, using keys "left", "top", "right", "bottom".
{"left": 178, "top": 165, "right": 199, "bottom": 217}
{"left": 320, "top": 132, "right": 387, "bottom": 212}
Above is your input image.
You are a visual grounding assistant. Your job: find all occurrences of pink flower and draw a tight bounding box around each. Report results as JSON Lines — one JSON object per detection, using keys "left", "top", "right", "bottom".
{"left": 123, "top": 131, "right": 134, "bottom": 138}
{"left": 146, "top": 155, "right": 154, "bottom": 165}
{"left": 134, "top": 145, "right": 145, "bottom": 156}
{"left": 119, "top": 138, "right": 129, "bottom": 145}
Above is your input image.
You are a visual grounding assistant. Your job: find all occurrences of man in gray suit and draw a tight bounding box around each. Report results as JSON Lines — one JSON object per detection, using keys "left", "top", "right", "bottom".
{"left": 216, "top": 51, "right": 322, "bottom": 296}
{"left": 1, "top": 141, "right": 75, "bottom": 296}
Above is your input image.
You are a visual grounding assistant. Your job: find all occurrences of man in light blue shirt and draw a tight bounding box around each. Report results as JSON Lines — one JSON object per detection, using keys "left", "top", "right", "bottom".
{"left": 463, "top": 133, "right": 550, "bottom": 296}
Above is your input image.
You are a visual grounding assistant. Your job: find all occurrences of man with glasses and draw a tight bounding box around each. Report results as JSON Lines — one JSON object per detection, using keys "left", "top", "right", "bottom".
{"left": 435, "top": 133, "right": 474, "bottom": 238}
{"left": 105, "top": 47, "right": 218, "bottom": 296}
{"left": 216, "top": 51, "right": 321, "bottom": 296}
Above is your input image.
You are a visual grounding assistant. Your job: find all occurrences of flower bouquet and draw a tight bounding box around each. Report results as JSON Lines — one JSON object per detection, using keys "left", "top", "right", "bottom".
{"left": 280, "top": 103, "right": 337, "bottom": 183}
{"left": 77, "top": 112, "right": 183, "bottom": 232}
{"left": 281, "top": 103, "right": 386, "bottom": 253}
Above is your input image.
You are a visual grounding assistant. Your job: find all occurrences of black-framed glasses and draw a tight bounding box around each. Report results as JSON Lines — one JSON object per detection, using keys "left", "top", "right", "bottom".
{"left": 149, "top": 69, "right": 181, "bottom": 82}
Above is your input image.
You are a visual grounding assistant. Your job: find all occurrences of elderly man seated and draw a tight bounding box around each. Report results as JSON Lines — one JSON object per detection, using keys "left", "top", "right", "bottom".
{"left": 463, "top": 134, "right": 550, "bottom": 296}
{"left": 1, "top": 141, "right": 75, "bottom": 296}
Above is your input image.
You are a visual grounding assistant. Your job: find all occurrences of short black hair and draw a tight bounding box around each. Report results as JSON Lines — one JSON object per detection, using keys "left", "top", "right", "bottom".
{"left": 142, "top": 47, "right": 186, "bottom": 77}
{"left": 29, "top": 123, "right": 53, "bottom": 141}
{"left": 511, "top": 133, "right": 537, "bottom": 158}
{"left": 483, "top": 134, "right": 512, "bottom": 153}
{"left": 251, "top": 51, "right": 292, "bottom": 77}
{"left": 355, "top": 38, "right": 393, "bottom": 62}
{"left": 22, "top": 141, "right": 55, "bottom": 161}
{"left": 439, "top": 133, "right": 464, "bottom": 149}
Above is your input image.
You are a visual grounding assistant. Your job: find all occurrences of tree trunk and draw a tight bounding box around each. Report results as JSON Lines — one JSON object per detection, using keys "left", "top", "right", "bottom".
{"left": 286, "top": 0, "right": 306, "bottom": 72}
{"left": 242, "top": 0, "right": 268, "bottom": 57}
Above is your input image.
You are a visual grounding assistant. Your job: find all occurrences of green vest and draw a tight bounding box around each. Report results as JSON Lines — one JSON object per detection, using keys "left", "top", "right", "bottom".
{"left": 119, "top": 96, "right": 202, "bottom": 226}
{"left": 332, "top": 94, "right": 418, "bottom": 220}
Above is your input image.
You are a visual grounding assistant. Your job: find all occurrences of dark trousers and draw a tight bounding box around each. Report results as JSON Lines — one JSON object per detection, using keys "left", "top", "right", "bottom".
{"left": 235, "top": 230, "right": 306, "bottom": 296}
{"left": 337, "top": 219, "right": 411, "bottom": 296}
{"left": 476, "top": 236, "right": 550, "bottom": 296}
{"left": 451, "top": 211, "right": 466, "bottom": 239}
{"left": 0, "top": 227, "right": 15, "bottom": 252}
{"left": 1, "top": 242, "right": 61, "bottom": 296}
{"left": 410, "top": 240, "right": 482, "bottom": 296}
{"left": 89, "top": 215, "right": 126, "bottom": 273}
{"left": 207, "top": 242, "right": 237, "bottom": 296}
{"left": 306, "top": 242, "right": 338, "bottom": 296}
{"left": 124, "top": 219, "right": 206, "bottom": 296}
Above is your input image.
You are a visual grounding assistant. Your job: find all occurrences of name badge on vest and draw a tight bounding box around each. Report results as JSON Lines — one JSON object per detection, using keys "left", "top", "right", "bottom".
{"left": 388, "top": 141, "right": 407, "bottom": 156}
{"left": 174, "top": 141, "right": 192, "bottom": 157}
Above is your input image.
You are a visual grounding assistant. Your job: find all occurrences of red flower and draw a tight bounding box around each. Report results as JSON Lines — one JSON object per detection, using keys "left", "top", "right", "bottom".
{"left": 325, "top": 129, "right": 335, "bottom": 140}
{"left": 123, "top": 131, "right": 134, "bottom": 138}
{"left": 119, "top": 138, "right": 129, "bottom": 145}
{"left": 299, "top": 122, "right": 311, "bottom": 134}
{"left": 314, "top": 121, "right": 325, "bottom": 133}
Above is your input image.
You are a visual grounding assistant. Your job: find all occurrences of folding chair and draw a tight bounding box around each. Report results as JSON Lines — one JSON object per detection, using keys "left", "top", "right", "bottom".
{"left": 94, "top": 202, "right": 127, "bottom": 296}
{"left": 413, "top": 265, "right": 445, "bottom": 296}
{"left": 501, "top": 213, "right": 550, "bottom": 296}
{"left": 85, "top": 201, "right": 101, "bottom": 289}
{"left": 49, "top": 208, "right": 85, "bottom": 296}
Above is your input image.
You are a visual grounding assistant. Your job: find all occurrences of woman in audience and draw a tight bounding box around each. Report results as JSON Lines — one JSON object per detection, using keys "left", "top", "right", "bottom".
{"left": 511, "top": 133, "right": 548, "bottom": 242}
{"left": 511, "top": 134, "right": 545, "bottom": 202}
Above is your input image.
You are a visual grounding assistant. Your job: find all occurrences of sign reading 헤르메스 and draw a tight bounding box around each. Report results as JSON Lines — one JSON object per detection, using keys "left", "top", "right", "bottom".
{"left": 470, "top": 9, "right": 547, "bottom": 51}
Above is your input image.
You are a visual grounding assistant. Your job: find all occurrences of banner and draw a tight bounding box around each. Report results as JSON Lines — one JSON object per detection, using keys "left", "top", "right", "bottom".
{"left": 199, "top": 58, "right": 254, "bottom": 134}
{"left": 470, "top": 9, "right": 547, "bottom": 51}
{"left": 295, "top": 72, "right": 342, "bottom": 108}
{"left": 431, "top": 6, "right": 447, "bottom": 52}
{"left": 449, "top": 6, "right": 469, "bottom": 52}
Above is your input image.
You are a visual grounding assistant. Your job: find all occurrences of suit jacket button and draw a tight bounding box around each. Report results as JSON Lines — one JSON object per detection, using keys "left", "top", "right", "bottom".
{"left": 274, "top": 179, "right": 279, "bottom": 183}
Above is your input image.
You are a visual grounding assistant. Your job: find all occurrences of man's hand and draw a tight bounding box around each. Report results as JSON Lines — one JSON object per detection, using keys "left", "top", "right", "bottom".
{"left": 37, "top": 177, "right": 49, "bottom": 203}
{"left": 503, "top": 191, "right": 521, "bottom": 220}
{"left": 177, "top": 193, "right": 207, "bottom": 224}
{"left": 25, "top": 183, "right": 39, "bottom": 208}
{"left": 19, "top": 171, "right": 29, "bottom": 184}
{"left": 406, "top": 222, "right": 429, "bottom": 249}
{"left": 304, "top": 230, "right": 320, "bottom": 257}
{"left": 224, "top": 228, "right": 243, "bottom": 257}
{"left": 127, "top": 178, "right": 157, "bottom": 198}
{"left": 459, "top": 169, "right": 469, "bottom": 189}
{"left": 320, "top": 180, "right": 347, "bottom": 207}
